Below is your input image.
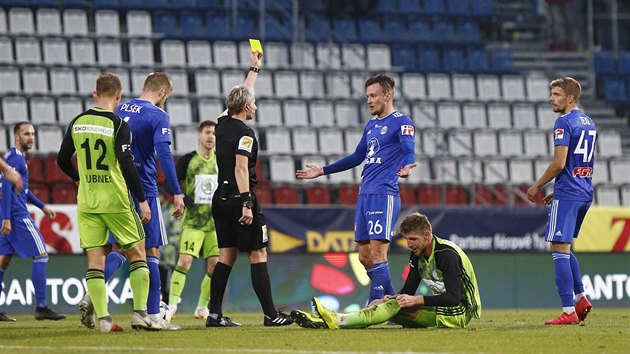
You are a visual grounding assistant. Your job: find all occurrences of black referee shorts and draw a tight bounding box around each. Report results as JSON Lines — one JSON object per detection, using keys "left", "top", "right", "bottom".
{"left": 211, "top": 192, "right": 268, "bottom": 252}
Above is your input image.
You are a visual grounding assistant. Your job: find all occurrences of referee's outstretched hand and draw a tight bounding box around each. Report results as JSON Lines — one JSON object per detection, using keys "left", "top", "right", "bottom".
{"left": 296, "top": 163, "right": 324, "bottom": 180}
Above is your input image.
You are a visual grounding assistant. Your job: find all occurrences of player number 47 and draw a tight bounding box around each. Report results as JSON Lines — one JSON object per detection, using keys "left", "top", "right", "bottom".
{"left": 574, "top": 130, "right": 596, "bottom": 163}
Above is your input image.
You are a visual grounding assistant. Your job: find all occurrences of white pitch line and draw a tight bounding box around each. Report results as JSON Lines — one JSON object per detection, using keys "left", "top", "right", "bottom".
{"left": 0, "top": 345, "right": 447, "bottom": 354}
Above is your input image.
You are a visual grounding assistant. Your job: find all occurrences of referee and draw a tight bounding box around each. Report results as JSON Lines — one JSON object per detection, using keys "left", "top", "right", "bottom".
{"left": 205, "top": 81, "right": 293, "bottom": 327}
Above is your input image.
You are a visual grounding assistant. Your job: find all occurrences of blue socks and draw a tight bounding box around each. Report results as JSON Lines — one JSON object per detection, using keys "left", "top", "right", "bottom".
{"left": 0, "top": 267, "right": 5, "bottom": 293}
{"left": 147, "top": 255, "right": 161, "bottom": 315}
{"left": 367, "top": 261, "right": 394, "bottom": 304}
{"left": 104, "top": 250, "right": 127, "bottom": 282}
{"left": 32, "top": 256, "right": 48, "bottom": 308}
{"left": 569, "top": 252, "right": 584, "bottom": 295}
{"left": 552, "top": 252, "right": 574, "bottom": 307}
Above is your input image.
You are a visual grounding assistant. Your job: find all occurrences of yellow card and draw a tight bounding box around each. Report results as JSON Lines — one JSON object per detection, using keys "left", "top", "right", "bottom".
{"left": 249, "top": 39, "right": 263, "bottom": 54}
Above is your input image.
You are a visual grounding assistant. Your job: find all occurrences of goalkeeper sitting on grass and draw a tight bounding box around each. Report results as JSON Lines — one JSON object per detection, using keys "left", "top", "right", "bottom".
{"left": 291, "top": 212, "right": 481, "bottom": 329}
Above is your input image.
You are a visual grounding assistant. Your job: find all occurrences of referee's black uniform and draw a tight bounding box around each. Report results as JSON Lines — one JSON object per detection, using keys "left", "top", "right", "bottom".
{"left": 212, "top": 114, "right": 267, "bottom": 251}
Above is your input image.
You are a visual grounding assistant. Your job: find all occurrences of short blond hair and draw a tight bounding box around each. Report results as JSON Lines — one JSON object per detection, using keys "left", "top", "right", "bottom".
{"left": 143, "top": 72, "right": 173, "bottom": 93}
{"left": 225, "top": 85, "right": 255, "bottom": 114}
{"left": 550, "top": 77, "right": 581, "bottom": 103}
{"left": 399, "top": 212, "right": 432, "bottom": 235}
{"left": 96, "top": 72, "right": 121, "bottom": 97}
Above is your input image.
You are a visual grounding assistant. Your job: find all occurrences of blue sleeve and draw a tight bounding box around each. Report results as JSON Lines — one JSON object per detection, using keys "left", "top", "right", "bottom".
{"left": 323, "top": 133, "right": 367, "bottom": 175}
{"left": 553, "top": 117, "right": 571, "bottom": 147}
{"left": 153, "top": 111, "right": 172, "bottom": 145}
{"left": 2, "top": 176, "right": 12, "bottom": 219}
{"left": 156, "top": 141, "right": 182, "bottom": 195}
{"left": 27, "top": 190, "right": 45, "bottom": 209}
{"left": 398, "top": 117, "right": 416, "bottom": 167}
{"left": 401, "top": 139, "right": 416, "bottom": 166}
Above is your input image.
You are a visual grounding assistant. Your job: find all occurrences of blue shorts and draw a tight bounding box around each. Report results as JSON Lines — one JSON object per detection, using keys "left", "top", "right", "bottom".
{"left": 354, "top": 194, "right": 401, "bottom": 243}
{"left": 545, "top": 199, "right": 591, "bottom": 243}
{"left": 0, "top": 217, "right": 47, "bottom": 258}
{"left": 109, "top": 197, "right": 167, "bottom": 248}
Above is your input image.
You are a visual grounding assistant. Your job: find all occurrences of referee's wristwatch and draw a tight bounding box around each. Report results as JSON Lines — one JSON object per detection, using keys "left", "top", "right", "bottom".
{"left": 243, "top": 200, "right": 254, "bottom": 209}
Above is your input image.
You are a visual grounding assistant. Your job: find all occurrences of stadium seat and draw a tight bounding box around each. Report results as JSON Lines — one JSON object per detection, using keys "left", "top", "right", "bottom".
{"left": 27, "top": 155, "right": 45, "bottom": 183}
{"left": 22, "top": 67, "right": 48, "bottom": 94}
{"left": 220, "top": 69, "right": 245, "bottom": 96}
{"left": 309, "top": 100, "right": 335, "bottom": 127}
{"left": 424, "top": 0, "right": 445, "bottom": 15}
{"left": 452, "top": 74, "right": 476, "bottom": 100}
{"left": 337, "top": 184, "right": 359, "bottom": 205}
{"left": 256, "top": 98, "right": 283, "bottom": 127}
{"left": 50, "top": 66, "right": 77, "bottom": 94}
{"left": 597, "top": 130, "right": 623, "bottom": 157}
{"left": 36, "top": 125, "right": 63, "bottom": 154}
{"left": 181, "top": 13, "right": 205, "bottom": 39}
{"left": 621, "top": 184, "right": 630, "bottom": 206}
{"left": 383, "top": 20, "right": 407, "bottom": 44}
{"left": 264, "top": 127, "right": 292, "bottom": 154}
{"left": 593, "top": 51, "right": 616, "bottom": 74}
{"left": 300, "top": 71, "right": 326, "bottom": 99}
{"left": 254, "top": 181, "right": 273, "bottom": 205}
{"left": 536, "top": 102, "right": 556, "bottom": 130}
{"left": 268, "top": 155, "right": 295, "bottom": 183}
{"left": 205, "top": 15, "right": 229, "bottom": 40}
{"left": 471, "top": 0, "right": 493, "bottom": 16}
{"left": 186, "top": 41, "right": 212, "bottom": 68}
{"left": 604, "top": 78, "right": 627, "bottom": 104}
{"left": 434, "top": 156, "right": 458, "bottom": 183}
{"left": 509, "top": 158, "right": 534, "bottom": 184}
{"left": 366, "top": 44, "right": 391, "bottom": 71}
{"left": 525, "top": 74, "right": 550, "bottom": 101}
{"left": 172, "top": 125, "right": 197, "bottom": 154}
{"left": 30, "top": 183, "right": 51, "bottom": 204}
{"left": 467, "top": 47, "right": 490, "bottom": 73}
{"left": 70, "top": 38, "right": 96, "bottom": 65}
{"left": 52, "top": 183, "right": 77, "bottom": 204}
{"left": 418, "top": 47, "right": 441, "bottom": 72}
{"left": 213, "top": 41, "right": 238, "bottom": 69}
{"left": 617, "top": 52, "right": 630, "bottom": 74}
{"left": 444, "top": 184, "right": 468, "bottom": 205}
{"left": 9, "top": 8, "right": 35, "bottom": 35}
{"left": 523, "top": 129, "right": 549, "bottom": 157}
{"left": 318, "top": 128, "right": 344, "bottom": 155}
{"left": 130, "top": 68, "right": 151, "bottom": 95}
{"left": 332, "top": 18, "right": 357, "bottom": 42}
{"left": 609, "top": 157, "right": 630, "bottom": 183}
{"left": 194, "top": 69, "right": 221, "bottom": 97}
{"left": 399, "top": 184, "right": 417, "bottom": 206}
{"left": 341, "top": 43, "right": 366, "bottom": 70}
{"left": 0, "top": 125, "right": 8, "bottom": 151}
{"left": 169, "top": 69, "right": 189, "bottom": 95}
{"left": 487, "top": 103, "right": 511, "bottom": 128}
{"left": 498, "top": 129, "right": 523, "bottom": 156}
{"left": 305, "top": 185, "right": 331, "bottom": 204}
{"left": 595, "top": 184, "right": 621, "bottom": 206}
{"left": 15, "top": 37, "right": 41, "bottom": 64}
{"left": 254, "top": 72, "right": 274, "bottom": 99}
{"left": 30, "top": 96, "right": 56, "bottom": 124}
{"left": 153, "top": 12, "right": 177, "bottom": 37}
{"left": 57, "top": 96, "right": 83, "bottom": 125}
{"left": 63, "top": 9, "right": 88, "bottom": 36}
{"left": 418, "top": 184, "right": 442, "bottom": 205}
{"left": 317, "top": 43, "right": 342, "bottom": 69}
{"left": 127, "top": 11, "right": 152, "bottom": 37}
{"left": 2, "top": 96, "right": 29, "bottom": 124}
{"left": 197, "top": 98, "right": 223, "bottom": 121}
{"left": 282, "top": 100, "right": 309, "bottom": 126}
{"left": 93, "top": 0, "right": 119, "bottom": 9}
{"left": 512, "top": 103, "right": 537, "bottom": 128}
{"left": 443, "top": 47, "right": 465, "bottom": 73}
{"left": 0, "top": 66, "right": 20, "bottom": 95}
{"left": 107, "top": 67, "right": 130, "bottom": 95}
{"left": 501, "top": 75, "right": 526, "bottom": 101}
{"left": 0, "top": 9, "right": 5, "bottom": 34}
{"left": 129, "top": 39, "right": 154, "bottom": 66}
{"left": 334, "top": 100, "right": 359, "bottom": 127}
{"left": 265, "top": 42, "right": 289, "bottom": 70}
{"left": 434, "top": 20, "right": 456, "bottom": 43}
{"left": 290, "top": 42, "right": 316, "bottom": 69}
{"left": 473, "top": 185, "right": 494, "bottom": 205}
{"left": 477, "top": 75, "right": 501, "bottom": 101}
{"left": 274, "top": 70, "right": 300, "bottom": 98}
{"left": 592, "top": 159, "right": 609, "bottom": 184}
{"left": 401, "top": 73, "right": 426, "bottom": 100}
{"left": 483, "top": 158, "right": 509, "bottom": 184}
{"left": 292, "top": 127, "right": 318, "bottom": 154}
{"left": 458, "top": 157, "right": 482, "bottom": 184}
{"left": 392, "top": 46, "right": 417, "bottom": 72}
{"left": 342, "top": 127, "right": 363, "bottom": 154}
{"left": 166, "top": 98, "right": 193, "bottom": 126}
{"left": 325, "top": 72, "right": 351, "bottom": 99}
{"left": 264, "top": 16, "right": 291, "bottom": 41}
{"left": 0, "top": 36, "right": 13, "bottom": 63}
{"left": 458, "top": 20, "right": 480, "bottom": 43}
{"left": 427, "top": 74, "right": 451, "bottom": 100}
{"left": 448, "top": 129, "right": 472, "bottom": 156}
{"left": 420, "top": 129, "right": 441, "bottom": 156}
{"left": 462, "top": 102, "right": 486, "bottom": 127}
{"left": 97, "top": 38, "right": 122, "bottom": 66}
{"left": 358, "top": 19, "right": 382, "bottom": 43}
{"left": 473, "top": 129, "right": 498, "bottom": 156}
{"left": 94, "top": 10, "right": 119, "bottom": 36}
{"left": 42, "top": 37, "right": 68, "bottom": 65}
{"left": 491, "top": 49, "right": 515, "bottom": 73}
{"left": 77, "top": 67, "right": 100, "bottom": 94}
{"left": 437, "top": 101, "right": 462, "bottom": 128}
{"left": 161, "top": 40, "right": 186, "bottom": 67}
{"left": 233, "top": 16, "right": 256, "bottom": 41}
{"left": 273, "top": 185, "right": 300, "bottom": 205}
{"left": 412, "top": 101, "right": 437, "bottom": 127}
{"left": 36, "top": 8, "right": 61, "bottom": 35}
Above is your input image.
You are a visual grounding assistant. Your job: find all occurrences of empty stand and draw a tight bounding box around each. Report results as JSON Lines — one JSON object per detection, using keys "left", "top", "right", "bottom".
{"left": 274, "top": 70, "right": 299, "bottom": 98}
{"left": 186, "top": 41, "right": 213, "bottom": 67}
{"left": 337, "top": 184, "right": 359, "bottom": 205}
{"left": 318, "top": 128, "right": 344, "bottom": 155}
{"left": 97, "top": 38, "right": 122, "bottom": 66}
{"left": 22, "top": 66, "right": 48, "bottom": 94}
{"left": 487, "top": 102, "right": 512, "bottom": 128}
{"left": 326, "top": 72, "right": 352, "bottom": 99}
{"left": 477, "top": 75, "right": 501, "bottom": 101}
{"left": 161, "top": 40, "right": 186, "bottom": 67}
{"left": 15, "top": 37, "right": 41, "bottom": 64}
{"left": 30, "top": 96, "right": 56, "bottom": 124}
{"left": 523, "top": 129, "right": 550, "bottom": 157}
{"left": 300, "top": 71, "right": 325, "bottom": 99}
{"left": 291, "top": 127, "right": 318, "bottom": 155}
{"left": 401, "top": 73, "right": 426, "bottom": 100}
{"left": 127, "top": 11, "right": 152, "bottom": 37}
{"left": 9, "top": 8, "right": 34, "bottom": 35}
{"left": 501, "top": 75, "right": 526, "bottom": 101}
{"left": 2, "top": 96, "right": 28, "bottom": 124}
{"left": 282, "top": 100, "right": 309, "bottom": 126}
{"left": 268, "top": 155, "right": 295, "bottom": 183}
{"left": 452, "top": 74, "right": 476, "bottom": 100}
{"left": 427, "top": 73, "right": 451, "bottom": 100}
{"left": 462, "top": 102, "right": 486, "bottom": 128}
{"left": 36, "top": 8, "right": 62, "bottom": 35}
{"left": 197, "top": 98, "right": 223, "bottom": 121}
{"left": 264, "top": 127, "right": 292, "bottom": 154}
{"left": 256, "top": 99, "right": 283, "bottom": 127}
{"left": 458, "top": 158, "right": 483, "bottom": 184}
{"left": 595, "top": 184, "right": 621, "bottom": 206}
{"left": 43, "top": 37, "right": 69, "bottom": 65}
{"left": 473, "top": 129, "right": 498, "bottom": 156}
{"left": 437, "top": 101, "right": 462, "bottom": 128}
{"left": 52, "top": 183, "right": 77, "bottom": 204}
{"left": 305, "top": 184, "right": 332, "bottom": 204}
{"left": 166, "top": 98, "right": 193, "bottom": 126}
{"left": 94, "top": 9, "right": 120, "bottom": 36}
{"left": 36, "top": 125, "right": 63, "bottom": 154}
{"left": 597, "top": 130, "right": 623, "bottom": 157}
{"left": 0, "top": 66, "right": 20, "bottom": 94}
{"left": 57, "top": 96, "right": 83, "bottom": 125}
{"left": 290, "top": 42, "right": 316, "bottom": 69}
{"left": 317, "top": 43, "right": 342, "bottom": 69}
{"left": 366, "top": 44, "right": 391, "bottom": 71}
{"left": 512, "top": 103, "right": 537, "bottom": 128}
{"left": 448, "top": 129, "right": 472, "bottom": 156}
{"left": 63, "top": 9, "right": 88, "bottom": 36}
{"left": 194, "top": 69, "right": 221, "bottom": 97}
{"left": 498, "top": 129, "right": 523, "bottom": 156}
{"left": 341, "top": 43, "right": 366, "bottom": 70}
{"left": 213, "top": 41, "right": 238, "bottom": 69}
{"left": 70, "top": 38, "right": 96, "bottom": 65}
{"left": 483, "top": 158, "right": 509, "bottom": 184}
{"left": 609, "top": 157, "right": 630, "bottom": 183}
{"left": 173, "top": 125, "right": 198, "bottom": 154}
{"left": 50, "top": 66, "right": 76, "bottom": 94}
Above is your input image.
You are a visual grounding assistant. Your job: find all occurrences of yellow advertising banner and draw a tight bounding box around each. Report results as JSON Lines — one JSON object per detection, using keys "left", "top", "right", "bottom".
{"left": 574, "top": 206, "right": 630, "bottom": 252}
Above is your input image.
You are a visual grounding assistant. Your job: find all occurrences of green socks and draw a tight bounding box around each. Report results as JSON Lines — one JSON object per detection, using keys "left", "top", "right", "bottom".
{"left": 342, "top": 298, "right": 400, "bottom": 329}
{"left": 197, "top": 273, "right": 212, "bottom": 309}
{"left": 86, "top": 269, "right": 108, "bottom": 318}
{"left": 129, "top": 261, "right": 150, "bottom": 312}
{"left": 168, "top": 266, "right": 188, "bottom": 307}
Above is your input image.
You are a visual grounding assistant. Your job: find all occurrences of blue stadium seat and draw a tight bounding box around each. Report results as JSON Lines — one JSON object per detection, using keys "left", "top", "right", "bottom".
{"left": 618, "top": 52, "right": 630, "bottom": 74}
{"left": 358, "top": 19, "right": 382, "bottom": 43}
{"left": 408, "top": 19, "right": 432, "bottom": 43}
{"left": 418, "top": 46, "right": 441, "bottom": 72}
{"left": 301, "top": 0, "right": 326, "bottom": 12}
{"left": 392, "top": 46, "right": 417, "bottom": 72}
{"left": 152, "top": 0, "right": 171, "bottom": 9}
{"left": 31, "top": 0, "right": 57, "bottom": 7}
{"left": 447, "top": 0, "right": 469, "bottom": 16}
{"left": 153, "top": 12, "right": 178, "bottom": 36}
{"left": 119, "top": 0, "right": 145, "bottom": 10}
{"left": 604, "top": 79, "right": 627, "bottom": 103}
{"left": 458, "top": 21, "right": 480, "bottom": 43}
{"left": 233, "top": 16, "right": 257, "bottom": 40}
{"left": 171, "top": 0, "right": 197, "bottom": 9}
{"left": 265, "top": 16, "right": 292, "bottom": 41}
{"left": 268, "top": 0, "right": 292, "bottom": 12}
{"left": 434, "top": 20, "right": 456, "bottom": 43}
{"left": 471, "top": 0, "right": 493, "bottom": 16}
{"left": 333, "top": 18, "right": 358, "bottom": 42}
{"left": 93, "top": 0, "right": 119, "bottom": 9}
{"left": 467, "top": 47, "right": 490, "bottom": 73}
{"left": 306, "top": 18, "right": 330, "bottom": 42}
{"left": 443, "top": 48, "right": 465, "bottom": 73}
{"left": 491, "top": 48, "right": 515, "bottom": 73}
{"left": 383, "top": 20, "right": 407, "bottom": 43}
{"left": 593, "top": 51, "right": 616, "bottom": 74}
{"left": 423, "top": 0, "right": 446, "bottom": 15}
{"left": 60, "top": 0, "right": 90, "bottom": 8}
{"left": 238, "top": 0, "right": 259, "bottom": 11}
{"left": 206, "top": 15, "right": 230, "bottom": 40}
{"left": 3, "top": 0, "right": 31, "bottom": 6}
{"left": 375, "top": 0, "right": 399, "bottom": 15}
{"left": 398, "top": 0, "right": 420, "bottom": 14}
{"left": 180, "top": 13, "right": 205, "bottom": 39}
{"left": 198, "top": 0, "right": 225, "bottom": 10}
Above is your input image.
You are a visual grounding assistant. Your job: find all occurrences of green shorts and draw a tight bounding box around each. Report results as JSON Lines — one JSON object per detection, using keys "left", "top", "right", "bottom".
{"left": 178, "top": 228, "right": 218, "bottom": 259}
{"left": 395, "top": 304, "right": 472, "bottom": 329}
{"left": 78, "top": 211, "right": 145, "bottom": 251}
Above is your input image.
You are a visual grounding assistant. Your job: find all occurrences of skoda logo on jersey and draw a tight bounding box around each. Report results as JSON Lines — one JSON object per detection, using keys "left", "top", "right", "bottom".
{"left": 202, "top": 179, "right": 215, "bottom": 195}
{"left": 380, "top": 126, "right": 388, "bottom": 135}
{"left": 365, "top": 138, "right": 382, "bottom": 165}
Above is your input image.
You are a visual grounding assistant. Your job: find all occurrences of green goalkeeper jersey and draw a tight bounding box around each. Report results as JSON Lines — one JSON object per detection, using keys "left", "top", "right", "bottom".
{"left": 177, "top": 150, "right": 218, "bottom": 231}
{"left": 68, "top": 107, "right": 134, "bottom": 213}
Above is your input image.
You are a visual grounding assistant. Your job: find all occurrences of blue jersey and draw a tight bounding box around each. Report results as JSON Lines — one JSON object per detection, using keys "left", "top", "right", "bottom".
{"left": 552, "top": 108, "right": 597, "bottom": 201}
{"left": 2, "top": 147, "right": 31, "bottom": 219}
{"left": 115, "top": 98, "right": 172, "bottom": 197}
{"left": 358, "top": 111, "right": 416, "bottom": 195}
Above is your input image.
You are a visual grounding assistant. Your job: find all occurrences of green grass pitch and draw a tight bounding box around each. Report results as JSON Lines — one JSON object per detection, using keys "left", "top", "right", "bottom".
{"left": 1, "top": 309, "right": 628, "bottom": 353}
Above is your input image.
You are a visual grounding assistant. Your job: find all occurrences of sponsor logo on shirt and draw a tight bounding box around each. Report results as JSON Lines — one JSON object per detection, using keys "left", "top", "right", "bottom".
{"left": 380, "top": 126, "right": 388, "bottom": 135}
{"left": 73, "top": 125, "right": 113, "bottom": 137}
{"left": 238, "top": 136, "right": 254, "bottom": 153}
{"left": 401, "top": 125, "right": 414, "bottom": 136}
{"left": 162, "top": 128, "right": 171, "bottom": 135}
{"left": 572, "top": 167, "right": 593, "bottom": 178}
{"left": 554, "top": 128, "right": 564, "bottom": 140}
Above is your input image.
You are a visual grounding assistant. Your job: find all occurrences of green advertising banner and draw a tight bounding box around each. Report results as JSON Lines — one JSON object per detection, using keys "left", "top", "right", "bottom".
{"left": 1, "top": 253, "right": 628, "bottom": 315}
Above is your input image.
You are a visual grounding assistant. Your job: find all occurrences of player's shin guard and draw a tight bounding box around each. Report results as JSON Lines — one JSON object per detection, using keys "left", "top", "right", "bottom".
{"left": 146, "top": 256, "right": 161, "bottom": 315}
{"left": 86, "top": 269, "right": 109, "bottom": 318}
{"left": 569, "top": 252, "right": 585, "bottom": 295}
{"left": 129, "top": 261, "right": 150, "bottom": 312}
{"left": 32, "top": 256, "right": 48, "bottom": 308}
{"left": 552, "top": 252, "right": 574, "bottom": 309}
{"left": 104, "top": 250, "right": 127, "bottom": 282}
{"left": 368, "top": 261, "right": 391, "bottom": 304}
{"left": 197, "top": 273, "right": 211, "bottom": 309}
{"left": 343, "top": 298, "right": 400, "bottom": 329}
{"left": 168, "top": 266, "right": 188, "bottom": 307}
{"left": 209, "top": 262, "right": 232, "bottom": 316}
{"left": 251, "top": 262, "right": 277, "bottom": 317}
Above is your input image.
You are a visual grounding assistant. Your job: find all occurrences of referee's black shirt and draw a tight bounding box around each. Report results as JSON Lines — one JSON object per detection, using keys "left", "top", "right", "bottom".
{"left": 215, "top": 115, "right": 259, "bottom": 193}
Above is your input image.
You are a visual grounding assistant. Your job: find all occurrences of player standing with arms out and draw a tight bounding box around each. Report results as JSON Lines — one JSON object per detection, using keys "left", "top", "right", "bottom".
{"left": 57, "top": 73, "right": 158, "bottom": 332}
{"left": 297, "top": 75, "right": 416, "bottom": 304}
{"left": 0, "top": 122, "right": 66, "bottom": 322}
{"left": 168, "top": 121, "right": 219, "bottom": 319}
{"left": 527, "top": 77, "right": 596, "bottom": 325}
{"left": 78, "top": 72, "right": 185, "bottom": 330}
